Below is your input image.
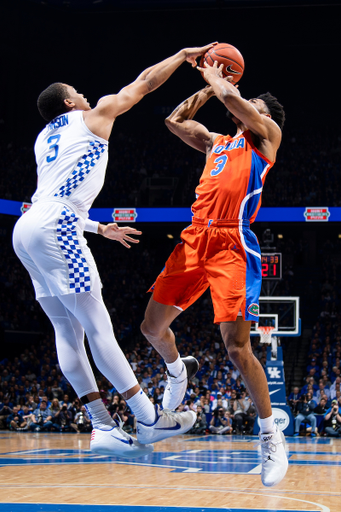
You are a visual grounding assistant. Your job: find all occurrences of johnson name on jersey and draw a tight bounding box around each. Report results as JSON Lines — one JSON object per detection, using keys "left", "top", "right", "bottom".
{"left": 32, "top": 111, "right": 108, "bottom": 217}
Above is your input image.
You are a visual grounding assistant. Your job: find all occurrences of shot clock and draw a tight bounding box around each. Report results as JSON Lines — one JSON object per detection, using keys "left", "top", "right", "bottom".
{"left": 261, "top": 253, "right": 282, "bottom": 280}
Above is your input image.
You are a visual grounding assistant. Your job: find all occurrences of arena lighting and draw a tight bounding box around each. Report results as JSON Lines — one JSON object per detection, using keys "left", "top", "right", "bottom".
{"left": 277, "top": 234, "right": 283, "bottom": 239}
{"left": 167, "top": 234, "right": 174, "bottom": 239}
{"left": 338, "top": 234, "right": 341, "bottom": 239}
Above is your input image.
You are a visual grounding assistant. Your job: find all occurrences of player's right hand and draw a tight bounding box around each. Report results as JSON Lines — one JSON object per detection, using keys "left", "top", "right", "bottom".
{"left": 99, "top": 223, "right": 142, "bottom": 248}
{"left": 184, "top": 42, "right": 217, "bottom": 67}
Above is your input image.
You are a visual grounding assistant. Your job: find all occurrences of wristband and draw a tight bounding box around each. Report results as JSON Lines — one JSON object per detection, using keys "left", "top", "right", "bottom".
{"left": 84, "top": 219, "right": 99, "bottom": 234}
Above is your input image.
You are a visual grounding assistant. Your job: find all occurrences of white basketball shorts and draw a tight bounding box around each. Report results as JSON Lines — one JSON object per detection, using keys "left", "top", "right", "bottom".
{"left": 12, "top": 200, "right": 101, "bottom": 299}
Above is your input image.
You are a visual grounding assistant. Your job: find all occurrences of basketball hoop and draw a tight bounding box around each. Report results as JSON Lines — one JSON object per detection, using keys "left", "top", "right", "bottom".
{"left": 257, "top": 326, "right": 276, "bottom": 344}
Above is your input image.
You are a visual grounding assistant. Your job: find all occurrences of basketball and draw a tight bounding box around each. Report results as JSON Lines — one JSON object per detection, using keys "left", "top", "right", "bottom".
{"left": 200, "top": 43, "right": 245, "bottom": 84}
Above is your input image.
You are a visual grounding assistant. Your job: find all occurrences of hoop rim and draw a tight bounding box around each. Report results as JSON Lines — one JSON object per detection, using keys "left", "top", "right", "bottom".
{"left": 256, "top": 326, "right": 276, "bottom": 333}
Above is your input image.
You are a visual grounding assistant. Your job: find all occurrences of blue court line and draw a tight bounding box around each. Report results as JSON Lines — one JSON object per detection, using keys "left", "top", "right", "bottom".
{"left": 1, "top": 447, "right": 340, "bottom": 473}
{"left": 190, "top": 435, "right": 331, "bottom": 444}
{"left": 1, "top": 448, "right": 340, "bottom": 457}
{"left": 0, "top": 506, "right": 318, "bottom": 512}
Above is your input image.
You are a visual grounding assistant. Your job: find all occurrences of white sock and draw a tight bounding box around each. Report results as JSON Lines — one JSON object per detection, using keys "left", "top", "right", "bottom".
{"left": 259, "top": 414, "right": 276, "bottom": 435}
{"left": 84, "top": 399, "right": 114, "bottom": 430}
{"left": 126, "top": 389, "right": 156, "bottom": 424}
{"left": 166, "top": 354, "right": 183, "bottom": 378}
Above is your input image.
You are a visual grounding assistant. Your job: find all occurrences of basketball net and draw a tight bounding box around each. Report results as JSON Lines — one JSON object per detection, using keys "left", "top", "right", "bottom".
{"left": 257, "top": 326, "right": 276, "bottom": 345}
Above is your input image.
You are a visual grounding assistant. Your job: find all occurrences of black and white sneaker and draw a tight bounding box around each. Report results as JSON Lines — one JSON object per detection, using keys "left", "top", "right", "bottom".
{"left": 162, "top": 356, "right": 199, "bottom": 411}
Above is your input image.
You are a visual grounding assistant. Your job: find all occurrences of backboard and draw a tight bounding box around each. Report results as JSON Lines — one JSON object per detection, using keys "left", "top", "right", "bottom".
{"left": 250, "top": 296, "right": 300, "bottom": 337}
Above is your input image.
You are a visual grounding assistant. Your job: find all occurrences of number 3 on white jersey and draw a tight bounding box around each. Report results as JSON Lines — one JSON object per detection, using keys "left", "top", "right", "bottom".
{"left": 46, "top": 134, "right": 61, "bottom": 163}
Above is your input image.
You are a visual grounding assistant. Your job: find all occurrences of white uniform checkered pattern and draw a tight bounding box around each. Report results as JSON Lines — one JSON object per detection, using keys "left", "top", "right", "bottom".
{"left": 32, "top": 111, "right": 108, "bottom": 218}
{"left": 14, "top": 112, "right": 108, "bottom": 298}
{"left": 55, "top": 140, "right": 106, "bottom": 199}
{"left": 56, "top": 207, "right": 91, "bottom": 293}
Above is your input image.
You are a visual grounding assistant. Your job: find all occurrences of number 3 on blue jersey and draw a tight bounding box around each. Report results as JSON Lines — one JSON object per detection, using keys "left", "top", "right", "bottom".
{"left": 46, "top": 134, "right": 61, "bottom": 163}
{"left": 210, "top": 154, "right": 228, "bottom": 176}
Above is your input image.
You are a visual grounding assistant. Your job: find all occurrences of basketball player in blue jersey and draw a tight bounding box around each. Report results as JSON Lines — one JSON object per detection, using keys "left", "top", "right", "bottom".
{"left": 12, "top": 43, "right": 215, "bottom": 458}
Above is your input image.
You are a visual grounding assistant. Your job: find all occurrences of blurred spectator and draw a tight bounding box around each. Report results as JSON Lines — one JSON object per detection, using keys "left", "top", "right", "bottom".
{"left": 26, "top": 395, "right": 38, "bottom": 412}
{"left": 301, "top": 377, "right": 318, "bottom": 395}
{"left": 71, "top": 406, "right": 92, "bottom": 433}
{"left": 288, "top": 386, "right": 301, "bottom": 415}
{"left": 107, "top": 395, "right": 120, "bottom": 417}
{"left": 187, "top": 405, "right": 207, "bottom": 435}
{"left": 232, "top": 390, "right": 255, "bottom": 434}
{"left": 330, "top": 377, "right": 341, "bottom": 399}
{"left": 59, "top": 394, "right": 72, "bottom": 410}
{"left": 0, "top": 398, "right": 13, "bottom": 429}
{"left": 211, "top": 392, "right": 228, "bottom": 411}
{"left": 30, "top": 400, "right": 53, "bottom": 432}
{"left": 293, "top": 393, "right": 317, "bottom": 437}
{"left": 53, "top": 402, "right": 74, "bottom": 432}
{"left": 153, "top": 387, "right": 163, "bottom": 405}
{"left": 209, "top": 408, "right": 232, "bottom": 435}
{"left": 314, "top": 397, "right": 328, "bottom": 415}
{"left": 114, "top": 401, "right": 134, "bottom": 433}
{"left": 313, "top": 397, "right": 328, "bottom": 433}
{"left": 49, "top": 398, "right": 62, "bottom": 429}
{"left": 323, "top": 399, "right": 341, "bottom": 437}
{"left": 314, "top": 381, "right": 331, "bottom": 402}
{"left": 7, "top": 406, "right": 24, "bottom": 431}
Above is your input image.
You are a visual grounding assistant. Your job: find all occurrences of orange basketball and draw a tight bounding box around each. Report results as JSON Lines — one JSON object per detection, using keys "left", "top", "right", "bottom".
{"left": 200, "top": 43, "right": 244, "bottom": 84}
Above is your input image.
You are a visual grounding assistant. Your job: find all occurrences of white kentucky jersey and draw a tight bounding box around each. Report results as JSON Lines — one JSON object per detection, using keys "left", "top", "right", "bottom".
{"left": 32, "top": 110, "right": 108, "bottom": 217}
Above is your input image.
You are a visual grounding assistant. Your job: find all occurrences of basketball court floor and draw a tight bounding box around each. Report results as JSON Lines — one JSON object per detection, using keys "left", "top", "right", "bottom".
{"left": 0, "top": 431, "right": 339, "bottom": 512}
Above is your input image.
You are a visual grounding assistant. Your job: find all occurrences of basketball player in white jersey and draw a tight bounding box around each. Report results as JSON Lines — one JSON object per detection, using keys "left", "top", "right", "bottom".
{"left": 12, "top": 43, "right": 215, "bottom": 458}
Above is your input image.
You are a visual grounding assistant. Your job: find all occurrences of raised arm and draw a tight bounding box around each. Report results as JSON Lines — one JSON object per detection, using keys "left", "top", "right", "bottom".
{"left": 197, "top": 62, "right": 281, "bottom": 151}
{"left": 165, "top": 85, "right": 219, "bottom": 154}
{"left": 84, "top": 44, "right": 216, "bottom": 140}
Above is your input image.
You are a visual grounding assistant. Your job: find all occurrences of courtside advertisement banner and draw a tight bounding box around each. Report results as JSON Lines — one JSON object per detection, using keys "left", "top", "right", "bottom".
{"left": 1, "top": 199, "right": 340, "bottom": 222}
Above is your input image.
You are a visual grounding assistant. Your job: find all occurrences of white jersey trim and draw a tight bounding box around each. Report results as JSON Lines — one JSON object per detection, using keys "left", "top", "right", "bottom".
{"left": 238, "top": 187, "right": 263, "bottom": 260}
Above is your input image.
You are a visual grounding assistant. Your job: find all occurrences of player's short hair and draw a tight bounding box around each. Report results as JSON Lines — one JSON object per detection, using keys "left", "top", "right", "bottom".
{"left": 37, "top": 83, "right": 69, "bottom": 123}
{"left": 257, "top": 92, "right": 285, "bottom": 130}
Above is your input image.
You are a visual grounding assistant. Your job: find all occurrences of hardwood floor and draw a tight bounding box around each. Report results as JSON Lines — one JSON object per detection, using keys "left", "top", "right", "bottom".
{"left": 0, "top": 431, "right": 339, "bottom": 512}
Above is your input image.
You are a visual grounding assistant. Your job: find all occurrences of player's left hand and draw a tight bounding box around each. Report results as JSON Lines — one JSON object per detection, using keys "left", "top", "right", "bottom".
{"left": 197, "top": 61, "right": 241, "bottom": 96}
{"left": 99, "top": 223, "right": 142, "bottom": 248}
{"left": 197, "top": 60, "right": 224, "bottom": 79}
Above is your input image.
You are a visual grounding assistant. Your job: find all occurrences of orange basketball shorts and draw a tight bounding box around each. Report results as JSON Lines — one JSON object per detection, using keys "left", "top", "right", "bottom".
{"left": 149, "top": 217, "right": 262, "bottom": 324}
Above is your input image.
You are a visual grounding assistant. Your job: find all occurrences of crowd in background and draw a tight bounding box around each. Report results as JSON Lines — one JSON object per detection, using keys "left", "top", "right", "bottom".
{"left": 0, "top": 330, "right": 265, "bottom": 435}
{"left": 1, "top": 314, "right": 340, "bottom": 436}
{"left": 1, "top": 128, "right": 341, "bottom": 208}
{"left": 287, "top": 273, "right": 341, "bottom": 437}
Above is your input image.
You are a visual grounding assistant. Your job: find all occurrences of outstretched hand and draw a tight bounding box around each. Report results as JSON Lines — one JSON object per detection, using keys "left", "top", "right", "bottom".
{"left": 197, "top": 60, "right": 241, "bottom": 95}
{"left": 98, "top": 223, "right": 142, "bottom": 249}
{"left": 184, "top": 42, "right": 217, "bottom": 67}
{"left": 197, "top": 59, "right": 225, "bottom": 80}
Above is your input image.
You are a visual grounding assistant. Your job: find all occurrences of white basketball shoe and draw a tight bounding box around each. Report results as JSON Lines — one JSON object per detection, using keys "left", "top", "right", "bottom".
{"left": 162, "top": 356, "right": 199, "bottom": 411}
{"left": 90, "top": 420, "right": 154, "bottom": 459}
{"left": 136, "top": 405, "right": 196, "bottom": 444}
{"left": 259, "top": 426, "right": 289, "bottom": 487}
